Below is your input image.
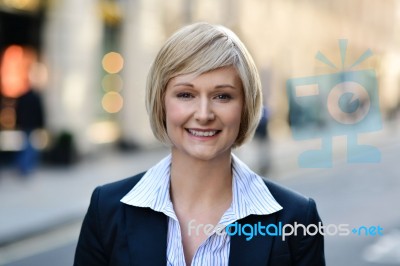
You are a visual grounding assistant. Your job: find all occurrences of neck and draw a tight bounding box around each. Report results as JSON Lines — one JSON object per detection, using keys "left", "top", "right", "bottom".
{"left": 169, "top": 150, "right": 233, "bottom": 211}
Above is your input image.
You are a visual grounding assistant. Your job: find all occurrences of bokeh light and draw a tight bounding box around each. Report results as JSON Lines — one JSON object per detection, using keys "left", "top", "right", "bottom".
{"left": 0, "top": 45, "right": 30, "bottom": 98}
{"left": 86, "top": 120, "right": 120, "bottom": 144}
{"left": 101, "top": 91, "right": 123, "bottom": 113}
{"left": 0, "top": 130, "right": 25, "bottom": 151}
{"left": 2, "top": 0, "right": 41, "bottom": 12}
{"left": 102, "top": 74, "right": 123, "bottom": 92}
{"left": 30, "top": 129, "right": 49, "bottom": 150}
{"left": 102, "top": 52, "right": 124, "bottom": 74}
{"left": 0, "top": 106, "right": 16, "bottom": 129}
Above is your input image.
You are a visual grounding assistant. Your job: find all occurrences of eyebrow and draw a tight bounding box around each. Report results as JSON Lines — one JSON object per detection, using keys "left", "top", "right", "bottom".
{"left": 173, "top": 82, "right": 193, "bottom": 87}
{"left": 173, "top": 82, "right": 237, "bottom": 90}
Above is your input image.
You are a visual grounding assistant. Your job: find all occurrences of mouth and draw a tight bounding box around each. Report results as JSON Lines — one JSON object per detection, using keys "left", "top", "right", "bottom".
{"left": 186, "top": 129, "right": 221, "bottom": 137}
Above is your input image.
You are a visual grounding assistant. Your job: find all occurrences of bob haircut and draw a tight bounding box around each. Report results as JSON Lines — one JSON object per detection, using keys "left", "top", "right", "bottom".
{"left": 146, "top": 22, "right": 262, "bottom": 147}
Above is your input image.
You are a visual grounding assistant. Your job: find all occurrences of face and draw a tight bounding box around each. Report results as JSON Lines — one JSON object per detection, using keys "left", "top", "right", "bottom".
{"left": 164, "top": 66, "right": 243, "bottom": 162}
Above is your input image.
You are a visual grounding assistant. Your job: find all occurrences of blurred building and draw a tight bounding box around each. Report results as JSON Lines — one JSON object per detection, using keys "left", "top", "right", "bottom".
{"left": 1, "top": 0, "right": 399, "bottom": 158}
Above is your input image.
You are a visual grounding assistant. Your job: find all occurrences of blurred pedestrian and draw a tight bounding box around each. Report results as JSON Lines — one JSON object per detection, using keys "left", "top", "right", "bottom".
{"left": 74, "top": 22, "right": 325, "bottom": 265}
{"left": 253, "top": 105, "right": 271, "bottom": 175}
{"left": 0, "top": 45, "right": 45, "bottom": 175}
{"left": 14, "top": 87, "right": 45, "bottom": 175}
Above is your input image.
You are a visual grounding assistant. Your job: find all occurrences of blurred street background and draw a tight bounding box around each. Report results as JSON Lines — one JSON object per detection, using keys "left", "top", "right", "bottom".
{"left": 0, "top": 0, "right": 399, "bottom": 265}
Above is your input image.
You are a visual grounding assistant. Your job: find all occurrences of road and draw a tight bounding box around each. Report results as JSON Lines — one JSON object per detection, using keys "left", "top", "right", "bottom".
{"left": 2, "top": 133, "right": 400, "bottom": 266}
{"left": 280, "top": 138, "right": 400, "bottom": 266}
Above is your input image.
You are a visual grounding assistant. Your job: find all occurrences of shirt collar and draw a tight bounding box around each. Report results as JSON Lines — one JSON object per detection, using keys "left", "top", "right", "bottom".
{"left": 120, "top": 154, "right": 177, "bottom": 219}
{"left": 230, "top": 153, "right": 282, "bottom": 218}
{"left": 120, "top": 153, "right": 282, "bottom": 221}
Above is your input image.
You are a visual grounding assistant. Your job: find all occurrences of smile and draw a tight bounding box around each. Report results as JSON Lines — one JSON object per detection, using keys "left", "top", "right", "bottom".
{"left": 187, "top": 129, "right": 220, "bottom": 137}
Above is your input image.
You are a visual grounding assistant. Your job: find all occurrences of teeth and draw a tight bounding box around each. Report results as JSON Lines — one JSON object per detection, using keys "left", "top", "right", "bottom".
{"left": 188, "top": 129, "right": 218, "bottom": 137}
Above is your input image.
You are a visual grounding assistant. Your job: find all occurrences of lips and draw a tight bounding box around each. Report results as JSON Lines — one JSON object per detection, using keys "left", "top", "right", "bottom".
{"left": 187, "top": 129, "right": 221, "bottom": 137}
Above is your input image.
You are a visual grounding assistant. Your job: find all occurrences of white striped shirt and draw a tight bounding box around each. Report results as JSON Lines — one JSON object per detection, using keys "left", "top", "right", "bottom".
{"left": 121, "top": 153, "right": 282, "bottom": 265}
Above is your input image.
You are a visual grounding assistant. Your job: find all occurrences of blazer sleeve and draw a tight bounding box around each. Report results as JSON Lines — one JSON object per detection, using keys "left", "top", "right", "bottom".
{"left": 74, "top": 187, "right": 108, "bottom": 266}
{"left": 291, "top": 198, "right": 325, "bottom": 266}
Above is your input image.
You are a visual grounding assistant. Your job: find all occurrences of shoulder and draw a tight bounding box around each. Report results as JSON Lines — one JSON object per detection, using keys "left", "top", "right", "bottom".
{"left": 92, "top": 172, "right": 146, "bottom": 209}
{"left": 75, "top": 172, "right": 149, "bottom": 264}
{"left": 263, "top": 178, "right": 309, "bottom": 207}
{"left": 98, "top": 172, "right": 145, "bottom": 194}
{"left": 263, "top": 178, "right": 320, "bottom": 223}
{"left": 261, "top": 179, "right": 325, "bottom": 265}
{"left": 83, "top": 172, "right": 148, "bottom": 235}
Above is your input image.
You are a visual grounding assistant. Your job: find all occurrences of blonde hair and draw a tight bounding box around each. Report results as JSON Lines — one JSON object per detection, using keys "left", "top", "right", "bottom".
{"left": 146, "top": 22, "right": 262, "bottom": 147}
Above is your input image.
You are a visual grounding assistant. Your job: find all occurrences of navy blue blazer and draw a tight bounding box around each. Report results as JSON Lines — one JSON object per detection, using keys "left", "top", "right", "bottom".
{"left": 74, "top": 172, "right": 325, "bottom": 266}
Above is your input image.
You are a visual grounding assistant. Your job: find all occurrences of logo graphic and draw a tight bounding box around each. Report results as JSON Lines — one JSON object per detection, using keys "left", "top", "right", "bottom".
{"left": 187, "top": 219, "right": 384, "bottom": 242}
{"left": 286, "top": 40, "right": 382, "bottom": 168}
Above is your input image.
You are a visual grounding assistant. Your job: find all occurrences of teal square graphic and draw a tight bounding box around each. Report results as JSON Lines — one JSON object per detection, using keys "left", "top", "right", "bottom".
{"left": 286, "top": 41, "right": 382, "bottom": 168}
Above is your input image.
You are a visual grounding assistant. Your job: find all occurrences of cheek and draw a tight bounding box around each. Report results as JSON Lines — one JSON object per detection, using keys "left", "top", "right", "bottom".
{"left": 225, "top": 105, "right": 243, "bottom": 131}
{"left": 165, "top": 99, "right": 187, "bottom": 128}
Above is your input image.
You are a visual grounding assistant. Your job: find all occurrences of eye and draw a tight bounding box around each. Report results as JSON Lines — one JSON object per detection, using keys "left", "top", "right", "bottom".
{"left": 176, "top": 92, "right": 194, "bottom": 99}
{"left": 214, "top": 94, "right": 232, "bottom": 101}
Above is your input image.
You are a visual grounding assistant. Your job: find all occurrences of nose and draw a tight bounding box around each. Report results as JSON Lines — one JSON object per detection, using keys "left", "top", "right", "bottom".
{"left": 194, "top": 98, "right": 215, "bottom": 123}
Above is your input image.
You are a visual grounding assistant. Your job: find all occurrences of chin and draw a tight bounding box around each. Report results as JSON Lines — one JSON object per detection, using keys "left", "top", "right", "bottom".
{"left": 190, "top": 153, "right": 217, "bottom": 162}
{"left": 185, "top": 148, "right": 231, "bottom": 162}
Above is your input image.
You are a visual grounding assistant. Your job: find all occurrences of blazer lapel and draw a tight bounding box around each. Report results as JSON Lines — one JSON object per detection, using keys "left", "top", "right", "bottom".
{"left": 125, "top": 205, "right": 168, "bottom": 265}
{"left": 229, "top": 214, "right": 277, "bottom": 266}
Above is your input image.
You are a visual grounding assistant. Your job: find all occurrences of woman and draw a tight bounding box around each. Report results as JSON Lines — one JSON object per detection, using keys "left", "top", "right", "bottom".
{"left": 74, "top": 22, "right": 325, "bottom": 266}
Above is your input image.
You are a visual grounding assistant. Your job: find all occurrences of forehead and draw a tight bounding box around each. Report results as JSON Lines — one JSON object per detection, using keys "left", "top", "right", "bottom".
{"left": 168, "top": 66, "right": 242, "bottom": 88}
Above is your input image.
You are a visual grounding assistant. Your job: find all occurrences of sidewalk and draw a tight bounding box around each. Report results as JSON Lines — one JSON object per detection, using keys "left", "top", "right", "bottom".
{"left": 0, "top": 146, "right": 170, "bottom": 246}
{"left": 0, "top": 118, "right": 399, "bottom": 247}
